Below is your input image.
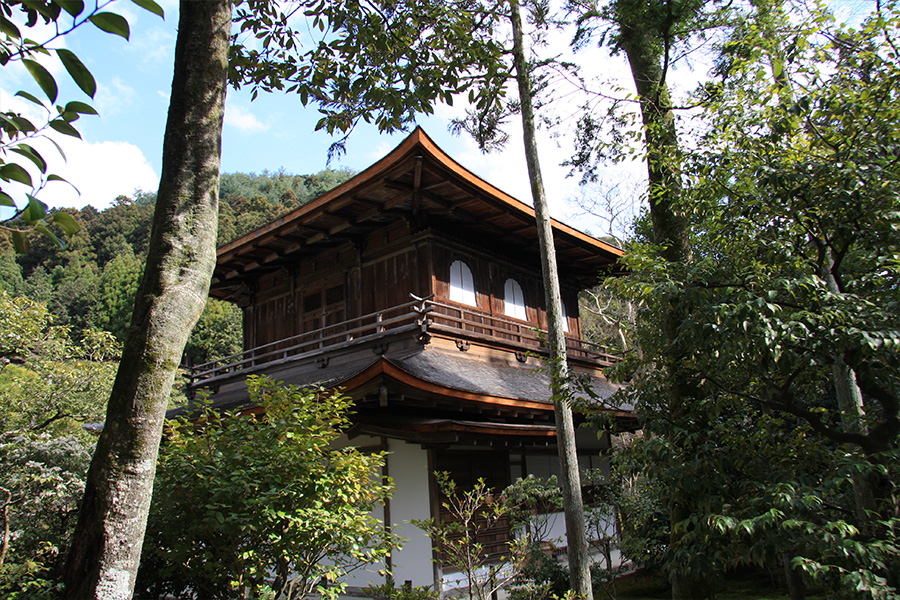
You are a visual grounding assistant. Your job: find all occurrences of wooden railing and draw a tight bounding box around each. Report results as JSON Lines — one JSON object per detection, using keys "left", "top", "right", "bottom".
{"left": 186, "top": 299, "right": 422, "bottom": 387}
{"left": 186, "top": 294, "right": 617, "bottom": 389}
{"left": 426, "top": 299, "right": 619, "bottom": 367}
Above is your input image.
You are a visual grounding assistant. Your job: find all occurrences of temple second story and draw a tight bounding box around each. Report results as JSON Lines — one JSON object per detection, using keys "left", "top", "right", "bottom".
{"left": 187, "top": 127, "right": 623, "bottom": 401}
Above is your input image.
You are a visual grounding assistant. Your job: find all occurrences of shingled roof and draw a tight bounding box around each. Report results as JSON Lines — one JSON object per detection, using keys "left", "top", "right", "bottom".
{"left": 210, "top": 127, "right": 622, "bottom": 300}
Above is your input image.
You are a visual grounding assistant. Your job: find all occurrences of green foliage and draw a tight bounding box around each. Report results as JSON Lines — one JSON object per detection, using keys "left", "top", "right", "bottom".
{"left": 0, "top": 291, "right": 117, "bottom": 439}
{"left": 0, "top": 250, "right": 24, "bottom": 294}
{"left": 1, "top": 164, "right": 349, "bottom": 374}
{"left": 0, "top": 294, "right": 108, "bottom": 587}
{"left": 501, "top": 474, "right": 564, "bottom": 541}
{"left": 363, "top": 580, "right": 440, "bottom": 600}
{"left": 184, "top": 299, "right": 242, "bottom": 366}
{"left": 136, "top": 375, "right": 398, "bottom": 600}
{"left": 217, "top": 168, "right": 355, "bottom": 243}
{"left": 604, "top": 461, "right": 668, "bottom": 573}
{"left": 219, "top": 168, "right": 354, "bottom": 207}
{"left": 507, "top": 551, "right": 569, "bottom": 600}
{"left": 0, "top": 433, "right": 92, "bottom": 571}
{"left": 0, "top": 0, "right": 164, "bottom": 251}
{"left": 605, "top": 4, "right": 900, "bottom": 598}
{"left": 91, "top": 250, "right": 142, "bottom": 341}
{"left": 415, "top": 473, "right": 558, "bottom": 600}
{"left": 230, "top": 0, "right": 510, "bottom": 158}
{"left": 0, "top": 554, "right": 64, "bottom": 600}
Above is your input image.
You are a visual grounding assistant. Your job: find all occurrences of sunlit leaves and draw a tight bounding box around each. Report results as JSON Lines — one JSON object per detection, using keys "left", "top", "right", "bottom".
{"left": 231, "top": 0, "right": 509, "bottom": 159}
{"left": 130, "top": 0, "right": 164, "bottom": 19}
{"left": 140, "top": 376, "right": 398, "bottom": 599}
{"left": 51, "top": 211, "right": 80, "bottom": 238}
{"left": 22, "top": 59, "right": 57, "bottom": 103}
{"left": 0, "top": 164, "right": 32, "bottom": 186}
{"left": 610, "top": 3, "right": 900, "bottom": 596}
{"left": 1, "top": 0, "right": 163, "bottom": 251}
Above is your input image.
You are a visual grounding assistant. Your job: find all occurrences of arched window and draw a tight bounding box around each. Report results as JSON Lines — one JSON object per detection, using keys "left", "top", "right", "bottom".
{"left": 449, "top": 260, "right": 476, "bottom": 306}
{"left": 504, "top": 278, "right": 526, "bottom": 320}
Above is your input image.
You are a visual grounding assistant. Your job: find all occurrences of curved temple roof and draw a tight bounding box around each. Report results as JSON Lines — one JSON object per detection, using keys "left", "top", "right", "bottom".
{"left": 211, "top": 127, "right": 623, "bottom": 299}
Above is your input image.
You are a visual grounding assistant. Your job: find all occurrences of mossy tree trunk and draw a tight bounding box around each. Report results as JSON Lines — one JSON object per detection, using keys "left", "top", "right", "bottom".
{"left": 61, "top": 1, "right": 232, "bottom": 598}
{"left": 613, "top": 1, "right": 706, "bottom": 598}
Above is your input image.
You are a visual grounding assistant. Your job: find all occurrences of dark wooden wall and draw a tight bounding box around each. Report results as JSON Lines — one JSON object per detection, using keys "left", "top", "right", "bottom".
{"left": 242, "top": 221, "right": 582, "bottom": 351}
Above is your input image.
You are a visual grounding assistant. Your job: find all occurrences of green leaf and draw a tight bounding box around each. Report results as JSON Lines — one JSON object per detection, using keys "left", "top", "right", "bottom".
{"left": 47, "top": 173, "right": 72, "bottom": 185}
{"left": 10, "top": 115, "right": 36, "bottom": 134}
{"left": 0, "top": 15, "right": 21, "bottom": 39}
{"left": 23, "top": 59, "right": 58, "bottom": 103}
{"left": 48, "top": 119, "right": 81, "bottom": 138}
{"left": 64, "top": 101, "right": 98, "bottom": 115}
{"left": 131, "top": 0, "right": 164, "bottom": 19}
{"left": 23, "top": 195, "right": 47, "bottom": 224}
{"left": 34, "top": 224, "right": 65, "bottom": 249}
{"left": 10, "top": 144, "right": 47, "bottom": 173}
{"left": 88, "top": 12, "right": 130, "bottom": 40}
{"left": 23, "top": 0, "right": 61, "bottom": 22}
{"left": 57, "top": 49, "right": 97, "bottom": 98}
{"left": 0, "top": 113, "right": 19, "bottom": 133}
{"left": 45, "top": 138, "right": 67, "bottom": 161}
{"left": 53, "top": 0, "right": 84, "bottom": 17}
{"left": 14, "top": 90, "right": 45, "bottom": 107}
{"left": 52, "top": 211, "right": 81, "bottom": 237}
{"left": 11, "top": 231, "right": 30, "bottom": 254}
{"left": 0, "top": 192, "right": 16, "bottom": 207}
{"left": 772, "top": 60, "right": 783, "bottom": 79}
{"left": 0, "top": 164, "right": 33, "bottom": 186}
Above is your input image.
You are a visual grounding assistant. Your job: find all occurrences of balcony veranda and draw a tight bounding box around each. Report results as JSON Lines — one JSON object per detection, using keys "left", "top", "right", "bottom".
{"left": 185, "top": 294, "right": 619, "bottom": 393}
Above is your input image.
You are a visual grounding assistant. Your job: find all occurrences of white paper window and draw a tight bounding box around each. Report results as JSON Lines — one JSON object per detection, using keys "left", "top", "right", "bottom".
{"left": 504, "top": 278, "right": 527, "bottom": 320}
{"left": 449, "top": 260, "right": 476, "bottom": 306}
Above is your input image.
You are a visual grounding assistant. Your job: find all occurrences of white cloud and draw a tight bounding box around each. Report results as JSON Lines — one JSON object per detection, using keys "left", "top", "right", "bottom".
{"left": 0, "top": 127, "right": 158, "bottom": 212}
{"left": 94, "top": 78, "right": 139, "bottom": 117}
{"left": 128, "top": 18, "right": 176, "bottom": 67}
{"left": 47, "top": 138, "right": 159, "bottom": 208}
{"left": 225, "top": 104, "right": 270, "bottom": 133}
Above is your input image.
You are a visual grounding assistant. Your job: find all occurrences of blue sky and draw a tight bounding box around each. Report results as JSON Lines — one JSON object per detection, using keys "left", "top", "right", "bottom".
{"left": 2, "top": 0, "right": 639, "bottom": 236}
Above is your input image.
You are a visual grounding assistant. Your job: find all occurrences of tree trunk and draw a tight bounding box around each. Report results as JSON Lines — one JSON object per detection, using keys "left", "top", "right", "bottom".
{"left": 509, "top": 2, "right": 593, "bottom": 598}
{"left": 781, "top": 552, "right": 805, "bottom": 600}
{"left": 613, "top": 1, "right": 706, "bottom": 598}
{"left": 61, "top": 1, "right": 232, "bottom": 598}
{"left": 821, "top": 251, "right": 877, "bottom": 530}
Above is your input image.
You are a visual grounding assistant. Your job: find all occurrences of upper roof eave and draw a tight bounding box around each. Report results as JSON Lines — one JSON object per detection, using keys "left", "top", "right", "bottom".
{"left": 214, "top": 127, "right": 624, "bottom": 268}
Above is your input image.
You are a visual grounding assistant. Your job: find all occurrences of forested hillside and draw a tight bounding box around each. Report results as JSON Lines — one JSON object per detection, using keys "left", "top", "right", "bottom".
{"left": 0, "top": 167, "right": 355, "bottom": 366}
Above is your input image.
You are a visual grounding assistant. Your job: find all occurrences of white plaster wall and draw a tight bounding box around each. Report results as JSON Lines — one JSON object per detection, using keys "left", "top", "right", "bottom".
{"left": 329, "top": 436, "right": 435, "bottom": 590}
{"left": 331, "top": 434, "right": 390, "bottom": 590}
{"left": 385, "top": 438, "right": 435, "bottom": 588}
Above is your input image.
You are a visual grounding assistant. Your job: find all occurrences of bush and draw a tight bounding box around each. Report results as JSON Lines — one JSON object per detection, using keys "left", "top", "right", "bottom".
{"left": 135, "top": 376, "right": 399, "bottom": 600}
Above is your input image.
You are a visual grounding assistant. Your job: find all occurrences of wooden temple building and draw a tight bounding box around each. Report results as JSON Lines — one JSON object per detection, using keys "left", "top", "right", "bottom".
{"left": 181, "top": 128, "right": 631, "bottom": 589}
